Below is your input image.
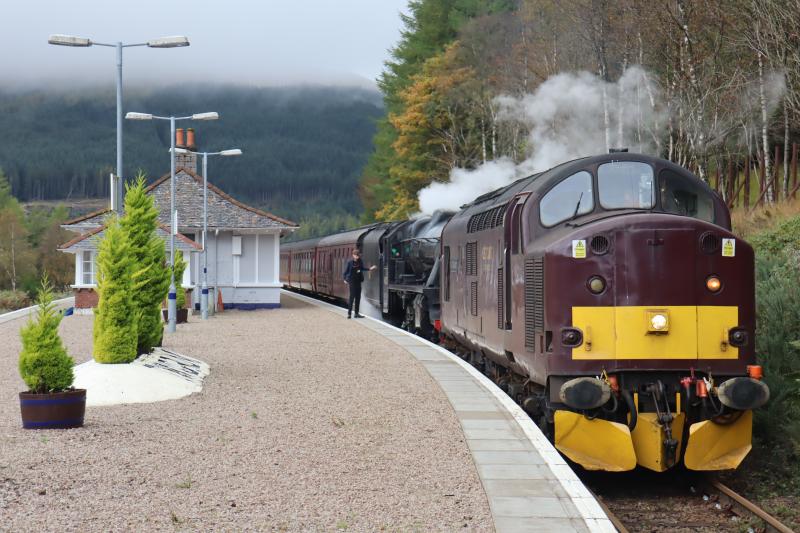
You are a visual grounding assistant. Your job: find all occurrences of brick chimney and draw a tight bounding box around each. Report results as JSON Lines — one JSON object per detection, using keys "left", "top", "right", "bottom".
{"left": 175, "top": 128, "right": 197, "bottom": 173}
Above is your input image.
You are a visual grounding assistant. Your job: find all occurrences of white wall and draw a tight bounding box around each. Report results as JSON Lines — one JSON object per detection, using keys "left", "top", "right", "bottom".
{"left": 192, "top": 230, "right": 282, "bottom": 307}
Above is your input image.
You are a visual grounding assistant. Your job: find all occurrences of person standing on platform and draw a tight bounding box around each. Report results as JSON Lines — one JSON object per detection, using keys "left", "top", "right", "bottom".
{"left": 343, "top": 249, "right": 376, "bottom": 319}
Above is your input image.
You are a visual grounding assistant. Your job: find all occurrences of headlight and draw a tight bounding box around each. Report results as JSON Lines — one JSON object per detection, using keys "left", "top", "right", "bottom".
{"left": 706, "top": 275, "right": 722, "bottom": 292}
{"left": 587, "top": 275, "right": 606, "bottom": 294}
{"left": 650, "top": 313, "right": 668, "bottom": 331}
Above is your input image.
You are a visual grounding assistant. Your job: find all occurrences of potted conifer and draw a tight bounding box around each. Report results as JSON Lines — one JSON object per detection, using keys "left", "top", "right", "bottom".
{"left": 18, "top": 275, "right": 86, "bottom": 429}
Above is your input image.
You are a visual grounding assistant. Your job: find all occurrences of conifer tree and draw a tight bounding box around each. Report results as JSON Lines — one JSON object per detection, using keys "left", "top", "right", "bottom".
{"left": 18, "top": 274, "right": 74, "bottom": 393}
{"left": 120, "top": 174, "right": 170, "bottom": 353}
{"left": 93, "top": 218, "right": 137, "bottom": 363}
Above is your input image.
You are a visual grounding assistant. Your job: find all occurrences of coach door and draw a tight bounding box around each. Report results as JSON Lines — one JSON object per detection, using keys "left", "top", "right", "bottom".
{"left": 502, "top": 193, "right": 530, "bottom": 330}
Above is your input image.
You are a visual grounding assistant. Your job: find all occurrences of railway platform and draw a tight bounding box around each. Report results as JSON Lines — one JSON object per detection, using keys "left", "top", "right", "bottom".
{"left": 0, "top": 292, "right": 613, "bottom": 531}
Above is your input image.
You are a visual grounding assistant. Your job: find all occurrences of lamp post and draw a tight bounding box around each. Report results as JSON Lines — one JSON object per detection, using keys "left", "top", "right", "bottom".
{"left": 126, "top": 111, "right": 219, "bottom": 332}
{"left": 48, "top": 34, "right": 189, "bottom": 213}
{"left": 174, "top": 147, "right": 242, "bottom": 319}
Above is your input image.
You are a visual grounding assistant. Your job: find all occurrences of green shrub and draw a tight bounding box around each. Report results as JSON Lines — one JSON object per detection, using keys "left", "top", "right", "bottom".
{"left": 93, "top": 218, "right": 138, "bottom": 363}
{"left": 0, "top": 289, "right": 30, "bottom": 312}
{"left": 18, "top": 276, "right": 74, "bottom": 393}
{"left": 749, "top": 215, "right": 800, "bottom": 256}
{"left": 120, "top": 175, "right": 170, "bottom": 354}
{"left": 173, "top": 250, "right": 187, "bottom": 310}
{"left": 753, "top": 253, "right": 800, "bottom": 444}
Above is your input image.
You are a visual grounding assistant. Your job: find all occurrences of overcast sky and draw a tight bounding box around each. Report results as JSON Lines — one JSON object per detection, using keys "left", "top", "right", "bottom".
{"left": 2, "top": 0, "right": 409, "bottom": 89}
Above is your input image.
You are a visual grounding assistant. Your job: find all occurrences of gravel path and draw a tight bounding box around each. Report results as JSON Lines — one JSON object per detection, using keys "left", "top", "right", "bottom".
{"left": 0, "top": 296, "right": 492, "bottom": 531}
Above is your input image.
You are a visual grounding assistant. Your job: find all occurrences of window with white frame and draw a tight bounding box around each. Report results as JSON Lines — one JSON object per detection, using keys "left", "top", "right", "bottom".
{"left": 82, "top": 251, "right": 96, "bottom": 285}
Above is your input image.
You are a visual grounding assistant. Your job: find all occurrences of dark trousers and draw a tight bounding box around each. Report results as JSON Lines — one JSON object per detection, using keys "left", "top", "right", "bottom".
{"left": 348, "top": 282, "right": 362, "bottom": 315}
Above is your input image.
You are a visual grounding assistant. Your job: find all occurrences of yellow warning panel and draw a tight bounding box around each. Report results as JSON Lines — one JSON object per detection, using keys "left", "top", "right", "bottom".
{"left": 684, "top": 410, "right": 753, "bottom": 470}
{"left": 697, "top": 306, "right": 739, "bottom": 359}
{"left": 571, "top": 307, "right": 615, "bottom": 359}
{"left": 554, "top": 410, "right": 636, "bottom": 471}
{"left": 615, "top": 306, "right": 697, "bottom": 359}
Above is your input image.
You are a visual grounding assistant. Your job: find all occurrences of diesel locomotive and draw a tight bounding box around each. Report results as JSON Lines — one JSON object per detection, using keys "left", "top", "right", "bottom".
{"left": 280, "top": 152, "right": 770, "bottom": 472}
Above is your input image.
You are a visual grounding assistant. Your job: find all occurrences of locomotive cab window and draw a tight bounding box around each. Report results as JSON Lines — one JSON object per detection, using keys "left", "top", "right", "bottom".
{"left": 540, "top": 171, "right": 594, "bottom": 227}
{"left": 659, "top": 169, "right": 714, "bottom": 222}
{"left": 598, "top": 161, "right": 655, "bottom": 210}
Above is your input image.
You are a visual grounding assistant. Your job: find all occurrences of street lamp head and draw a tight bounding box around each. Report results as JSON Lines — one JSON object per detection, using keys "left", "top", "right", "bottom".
{"left": 171, "top": 147, "right": 191, "bottom": 154}
{"left": 125, "top": 112, "right": 153, "bottom": 120}
{"left": 147, "top": 36, "right": 190, "bottom": 48}
{"left": 48, "top": 34, "right": 92, "bottom": 47}
{"left": 220, "top": 149, "right": 243, "bottom": 157}
{"left": 191, "top": 112, "right": 219, "bottom": 121}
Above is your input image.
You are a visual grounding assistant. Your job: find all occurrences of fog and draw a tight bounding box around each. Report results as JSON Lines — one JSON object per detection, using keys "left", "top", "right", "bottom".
{"left": 1, "top": 0, "right": 409, "bottom": 89}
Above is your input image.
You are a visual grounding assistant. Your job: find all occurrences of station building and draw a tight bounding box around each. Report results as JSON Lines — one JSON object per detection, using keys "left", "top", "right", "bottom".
{"left": 59, "top": 129, "right": 298, "bottom": 313}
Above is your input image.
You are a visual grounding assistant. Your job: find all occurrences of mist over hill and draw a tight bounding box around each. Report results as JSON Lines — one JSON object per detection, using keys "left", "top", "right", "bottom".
{"left": 0, "top": 84, "right": 382, "bottom": 229}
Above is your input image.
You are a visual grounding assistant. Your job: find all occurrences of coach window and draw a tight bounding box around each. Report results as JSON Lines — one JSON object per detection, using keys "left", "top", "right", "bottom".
{"left": 540, "top": 171, "right": 594, "bottom": 227}
{"left": 659, "top": 169, "right": 714, "bottom": 222}
{"left": 598, "top": 161, "right": 654, "bottom": 210}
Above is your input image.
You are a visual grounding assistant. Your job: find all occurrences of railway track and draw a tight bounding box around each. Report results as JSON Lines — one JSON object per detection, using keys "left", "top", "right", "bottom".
{"left": 583, "top": 470, "right": 795, "bottom": 533}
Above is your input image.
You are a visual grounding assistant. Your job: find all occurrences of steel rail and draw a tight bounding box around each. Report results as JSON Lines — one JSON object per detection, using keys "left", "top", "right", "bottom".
{"left": 707, "top": 479, "right": 795, "bottom": 533}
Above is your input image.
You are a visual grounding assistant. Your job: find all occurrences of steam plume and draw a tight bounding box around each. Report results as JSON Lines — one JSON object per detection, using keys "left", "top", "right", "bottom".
{"left": 418, "top": 66, "right": 665, "bottom": 214}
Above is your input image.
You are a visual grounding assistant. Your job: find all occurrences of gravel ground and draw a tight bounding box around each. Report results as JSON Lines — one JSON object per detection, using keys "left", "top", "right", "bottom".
{"left": 0, "top": 296, "right": 492, "bottom": 531}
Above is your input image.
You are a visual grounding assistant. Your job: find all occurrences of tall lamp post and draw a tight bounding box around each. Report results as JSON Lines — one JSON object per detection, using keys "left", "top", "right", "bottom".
{"left": 174, "top": 147, "right": 243, "bottom": 320}
{"left": 47, "top": 34, "right": 189, "bottom": 213}
{"left": 125, "top": 111, "right": 219, "bottom": 332}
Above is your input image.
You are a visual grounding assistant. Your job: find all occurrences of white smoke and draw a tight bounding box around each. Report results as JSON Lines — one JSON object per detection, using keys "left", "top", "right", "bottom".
{"left": 417, "top": 66, "right": 666, "bottom": 214}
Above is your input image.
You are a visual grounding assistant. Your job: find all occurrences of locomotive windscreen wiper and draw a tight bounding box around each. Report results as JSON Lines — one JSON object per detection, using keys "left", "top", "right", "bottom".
{"left": 568, "top": 192, "right": 584, "bottom": 223}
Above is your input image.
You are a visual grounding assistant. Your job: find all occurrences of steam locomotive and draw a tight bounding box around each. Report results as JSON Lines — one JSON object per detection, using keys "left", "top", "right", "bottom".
{"left": 280, "top": 152, "right": 769, "bottom": 472}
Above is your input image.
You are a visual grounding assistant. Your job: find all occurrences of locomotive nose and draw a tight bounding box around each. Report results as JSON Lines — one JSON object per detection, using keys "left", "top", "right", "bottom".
{"left": 566, "top": 223, "right": 753, "bottom": 361}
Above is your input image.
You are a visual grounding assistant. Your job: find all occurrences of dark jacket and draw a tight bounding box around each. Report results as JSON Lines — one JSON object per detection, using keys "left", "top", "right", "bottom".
{"left": 343, "top": 258, "right": 365, "bottom": 284}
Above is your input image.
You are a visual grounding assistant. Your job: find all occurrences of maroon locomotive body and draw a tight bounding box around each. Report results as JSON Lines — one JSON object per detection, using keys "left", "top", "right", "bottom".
{"left": 439, "top": 153, "right": 767, "bottom": 471}
{"left": 282, "top": 152, "right": 768, "bottom": 472}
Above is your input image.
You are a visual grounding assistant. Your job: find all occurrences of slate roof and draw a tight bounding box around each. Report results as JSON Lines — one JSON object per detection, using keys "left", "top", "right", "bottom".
{"left": 62, "top": 168, "right": 298, "bottom": 233}
{"left": 59, "top": 223, "right": 202, "bottom": 253}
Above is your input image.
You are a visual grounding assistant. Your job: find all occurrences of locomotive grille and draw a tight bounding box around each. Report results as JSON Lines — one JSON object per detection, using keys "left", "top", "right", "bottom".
{"left": 497, "top": 268, "right": 504, "bottom": 329}
{"left": 524, "top": 257, "right": 544, "bottom": 350}
{"left": 466, "top": 241, "right": 478, "bottom": 276}
{"left": 700, "top": 231, "right": 720, "bottom": 254}
{"left": 471, "top": 281, "right": 478, "bottom": 316}
{"left": 590, "top": 235, "right": 610, "bottom": 255}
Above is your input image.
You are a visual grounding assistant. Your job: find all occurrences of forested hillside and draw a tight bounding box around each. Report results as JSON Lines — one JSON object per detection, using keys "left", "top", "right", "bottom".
{"left": 0, "top": 85, "right": 382, "bottom": 232}
{"left": 363, "top": 0, "right": 800, "bottom": 220}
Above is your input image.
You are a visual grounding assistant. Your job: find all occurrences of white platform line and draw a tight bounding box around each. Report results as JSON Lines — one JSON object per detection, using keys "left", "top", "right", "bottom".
{"left": 282, "top": 289, "right": 616, "bottom": 533}
{"left": 0, "top": 297, "right": 75, "bottom": 325}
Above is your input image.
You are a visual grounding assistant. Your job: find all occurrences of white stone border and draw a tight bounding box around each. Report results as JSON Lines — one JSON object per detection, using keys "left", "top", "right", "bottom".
{"left": 0, "top": 297, "right": 75, "bottom": 325}
{"left": 282, "top": 290, "right": 616, "bottom": 533}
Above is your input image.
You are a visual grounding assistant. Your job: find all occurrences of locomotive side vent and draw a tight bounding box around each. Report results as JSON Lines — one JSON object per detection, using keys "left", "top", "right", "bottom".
{"left": 497, "top": 267, "right": 504, "bottom": 329}
{"left": 700, "top": 231, "right": 720, "bottom": 255}
{"left": 466, "top": 241, "right": 478, "bottom": 276}
{"left": 524, "top": 257, "right": 544, "bottom": 350}
{"left": 590, "top": 235, "right": 610, "bottom": 255}
{"left": 471, "top": 281, "right": 478, "bottom": 316}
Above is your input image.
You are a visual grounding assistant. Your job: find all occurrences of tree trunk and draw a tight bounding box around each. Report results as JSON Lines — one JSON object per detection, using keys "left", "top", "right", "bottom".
{"left": 783, "top": 97, "right": 790, "bottom": 197}
{"left": 758, "top": 52, "right": 773, "bottom": 202}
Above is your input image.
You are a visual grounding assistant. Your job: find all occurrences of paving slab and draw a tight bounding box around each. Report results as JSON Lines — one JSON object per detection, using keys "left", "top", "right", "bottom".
{"left": 283, "top": 290, "right": 616, "bottom": 533}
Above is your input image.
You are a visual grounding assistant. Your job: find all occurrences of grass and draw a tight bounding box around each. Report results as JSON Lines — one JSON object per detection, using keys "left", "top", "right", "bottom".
{"left": 175, "top": 476, "right": 193, "bottom": 490}
{"left": 730, "top": 196, "right": 800, "bottom": 238}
